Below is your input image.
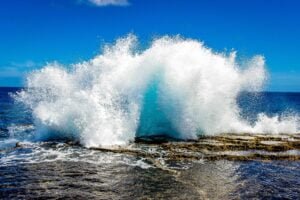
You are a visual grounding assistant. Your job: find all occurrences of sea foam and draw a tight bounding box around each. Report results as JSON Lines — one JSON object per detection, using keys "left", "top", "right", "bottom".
{"left": 15, "top": 35, "right": 299, "bottom": 147}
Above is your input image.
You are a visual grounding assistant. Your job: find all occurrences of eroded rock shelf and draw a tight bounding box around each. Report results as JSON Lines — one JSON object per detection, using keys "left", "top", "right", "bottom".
{"left": 90, "top": 133, "right": 300, "bottom": 162}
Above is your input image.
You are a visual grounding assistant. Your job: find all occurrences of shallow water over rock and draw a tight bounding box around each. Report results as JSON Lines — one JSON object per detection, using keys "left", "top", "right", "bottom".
{"left": 1, "top": 134, "right": 300, "bottom": 199}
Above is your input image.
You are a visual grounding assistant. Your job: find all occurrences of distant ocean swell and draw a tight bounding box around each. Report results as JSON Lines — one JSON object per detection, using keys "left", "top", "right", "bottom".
{"left": 14, "top": 35, "right": 299, "bottom": 147}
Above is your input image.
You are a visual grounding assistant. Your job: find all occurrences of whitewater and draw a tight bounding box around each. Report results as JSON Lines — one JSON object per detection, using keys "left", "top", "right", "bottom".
{"left": 14, "top": 35, "right": 299, "bottom": 147}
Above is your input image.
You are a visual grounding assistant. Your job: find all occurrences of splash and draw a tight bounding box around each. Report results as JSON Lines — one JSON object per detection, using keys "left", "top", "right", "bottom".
{"left": 15, "top": 35, "right": 299, "bottom": 147}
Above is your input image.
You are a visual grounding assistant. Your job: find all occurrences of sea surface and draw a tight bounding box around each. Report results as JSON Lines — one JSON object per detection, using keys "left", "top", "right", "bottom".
{"left": 0, "top": 87, "right": 300, "bottom": 199}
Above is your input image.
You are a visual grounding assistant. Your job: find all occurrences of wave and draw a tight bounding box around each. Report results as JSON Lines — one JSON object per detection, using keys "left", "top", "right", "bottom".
{"left": 14, "top": 34, "right": 299, "bottom": 147}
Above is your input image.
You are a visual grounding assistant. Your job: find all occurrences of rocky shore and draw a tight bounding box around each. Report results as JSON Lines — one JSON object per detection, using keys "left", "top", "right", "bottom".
{"left": 90, "top": 133, "right": 300, "bottom": 162}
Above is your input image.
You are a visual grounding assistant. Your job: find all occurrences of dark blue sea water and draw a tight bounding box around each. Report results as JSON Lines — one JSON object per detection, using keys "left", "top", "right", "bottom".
{"left": 238, "top": 91, "right": 300, "bottom": 123}
{"left": 0, "top": 87, "right": 300, "bottom": 199}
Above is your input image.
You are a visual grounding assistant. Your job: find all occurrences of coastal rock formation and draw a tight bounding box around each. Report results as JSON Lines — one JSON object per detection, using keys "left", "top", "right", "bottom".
{"left": 90, "top": 133, "right": 300, "bottom": 162}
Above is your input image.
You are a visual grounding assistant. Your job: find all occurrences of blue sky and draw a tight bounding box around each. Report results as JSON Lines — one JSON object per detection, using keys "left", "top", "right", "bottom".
{"left": 0, "top": 0, "right": 299, "bottom": 91}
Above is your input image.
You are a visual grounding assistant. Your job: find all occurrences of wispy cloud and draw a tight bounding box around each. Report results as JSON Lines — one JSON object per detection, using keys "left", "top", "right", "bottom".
{"left": 0, "top": 60, "right": 41, "bottom": 78}
{"left": 85, "top": 0, "right": 129, "bottom": 7}
{"left": 9, "top": 60, "right": 37, "bottom": 68}
{"left": 0, "top": 67, "right": 24, "bottom": 78}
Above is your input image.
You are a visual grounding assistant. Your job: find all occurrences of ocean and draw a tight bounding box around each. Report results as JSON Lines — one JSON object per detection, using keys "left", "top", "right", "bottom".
{"left": 0, "top": 87, "right": 299, "bottom": 199}
{"left": 1, "top": 36, "right": 300, "bottom": 199}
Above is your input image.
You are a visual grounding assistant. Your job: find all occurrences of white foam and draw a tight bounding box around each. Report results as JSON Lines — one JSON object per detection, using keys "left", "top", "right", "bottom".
{"left": 14, "top": 34, "right": 299, "bottom": 147}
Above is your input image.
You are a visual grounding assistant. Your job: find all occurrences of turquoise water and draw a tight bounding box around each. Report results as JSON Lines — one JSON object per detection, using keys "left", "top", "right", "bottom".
{"left": 0, "top": 87, "right": 300, "bottom": 199}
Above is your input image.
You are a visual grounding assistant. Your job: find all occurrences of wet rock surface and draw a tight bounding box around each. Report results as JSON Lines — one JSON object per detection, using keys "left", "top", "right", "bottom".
{"left": 91, "top": 133, "right": 300, "bottom": 162}
{"left": 1, "top": 134, "right": 300, "bottom": 199}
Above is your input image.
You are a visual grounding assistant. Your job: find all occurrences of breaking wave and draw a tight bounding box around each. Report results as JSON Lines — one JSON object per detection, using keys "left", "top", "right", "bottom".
{"left": 15, "top": 35, "right": 299, "bottom": 147}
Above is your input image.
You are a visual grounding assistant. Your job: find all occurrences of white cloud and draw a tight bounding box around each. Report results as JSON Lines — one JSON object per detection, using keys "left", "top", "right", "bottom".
{"left": 87, "top": 0, "right": 129, "bottom": 6}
